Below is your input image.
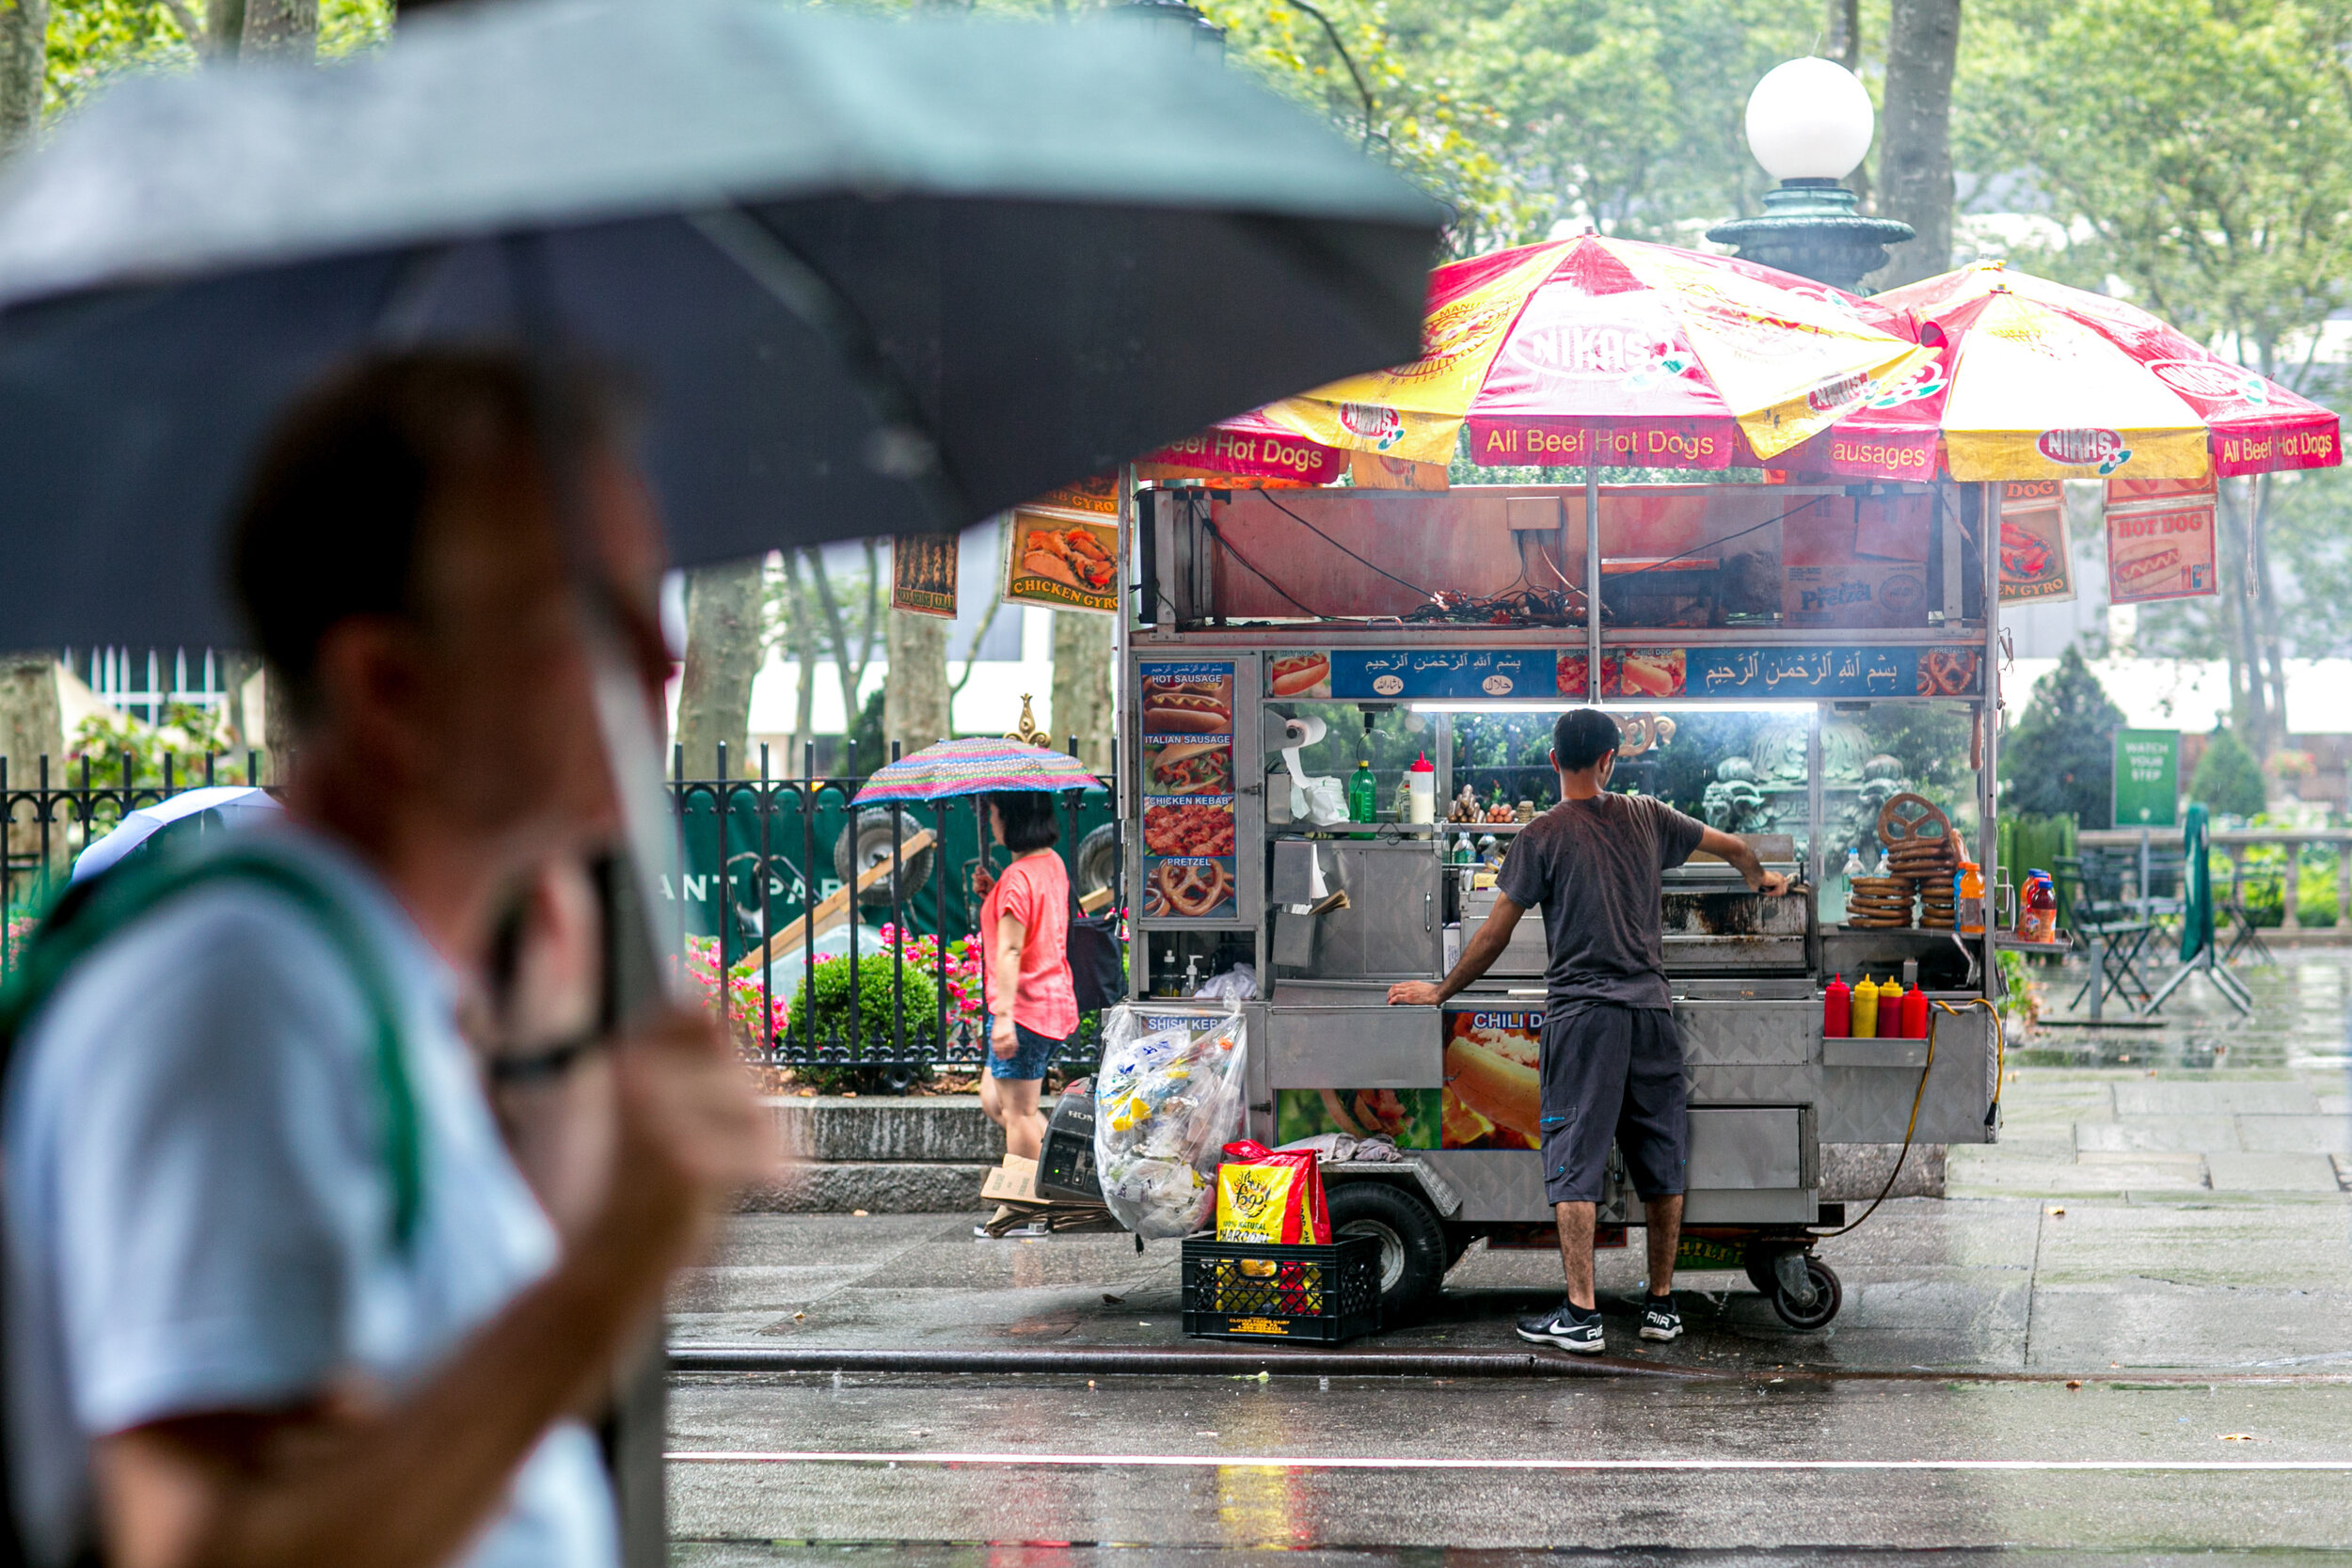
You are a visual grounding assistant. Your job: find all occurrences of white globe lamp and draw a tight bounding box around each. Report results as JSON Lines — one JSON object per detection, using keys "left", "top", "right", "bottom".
{"left": 1744, "top": 57, "right": 1876, "bottom": 182}
{"left": 1705, "top": 56, "right": 1914, "bottom": 293}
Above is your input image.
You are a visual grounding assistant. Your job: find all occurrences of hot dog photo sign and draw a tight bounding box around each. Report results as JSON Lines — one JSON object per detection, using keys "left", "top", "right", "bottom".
{"left": 1139, "top": 661, "right": 1238, "bottom": 921}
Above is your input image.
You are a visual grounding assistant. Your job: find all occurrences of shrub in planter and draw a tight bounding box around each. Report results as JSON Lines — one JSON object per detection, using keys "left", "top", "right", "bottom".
{"left": 781, "top": 951, "right": 940, "bottom": 1050}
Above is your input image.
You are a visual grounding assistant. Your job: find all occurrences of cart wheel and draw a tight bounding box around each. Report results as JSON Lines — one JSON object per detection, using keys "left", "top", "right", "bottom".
{"left": 1327, "top": 1181, "right": 1446, "bottom": 1320}
{"left": 1441, "top": 1222, "right": 1478, "bottom": 1272}
{"left": 1073, "top": 824, "right": 1120, "bottom": 905}
{"left": 835, "top": 810, "right": 936, "bottom": 907}
{"left": 1769, "top": 1254, "right": 1842, "bottom": 1331}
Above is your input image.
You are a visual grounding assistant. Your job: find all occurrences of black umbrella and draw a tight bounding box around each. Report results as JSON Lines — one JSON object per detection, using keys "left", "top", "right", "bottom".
{"left": 0, "top": 0, "right": 1441, "bottom": 649}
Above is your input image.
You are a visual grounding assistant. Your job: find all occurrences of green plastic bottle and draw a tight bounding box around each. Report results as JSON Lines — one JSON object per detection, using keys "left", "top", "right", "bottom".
{"left": 1346, "top": 759, "right": 1378, "bottom": 831}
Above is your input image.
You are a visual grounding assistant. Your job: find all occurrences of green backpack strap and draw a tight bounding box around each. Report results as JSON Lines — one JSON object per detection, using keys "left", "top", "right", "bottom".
{"left": 0, "top": 847, "right": 422, "bottom": 1249}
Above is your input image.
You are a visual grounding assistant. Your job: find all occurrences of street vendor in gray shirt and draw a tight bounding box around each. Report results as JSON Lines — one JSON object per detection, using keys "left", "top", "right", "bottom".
{"left": 1388, "top": 708, "right": 1790, "bottom": 1353}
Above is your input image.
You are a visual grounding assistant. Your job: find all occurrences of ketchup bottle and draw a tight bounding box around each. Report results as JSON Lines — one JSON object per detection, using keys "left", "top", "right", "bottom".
{"left": 1901, "top": 985, "right": 1931, "bottom": 1039}
{"left": 1822, "top": 974, "right": 1851, "bottom": 1037}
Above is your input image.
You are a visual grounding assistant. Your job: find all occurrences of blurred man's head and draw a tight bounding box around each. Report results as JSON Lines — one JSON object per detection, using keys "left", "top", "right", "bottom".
{"left": 232, "top": 352, "right": 668, "bottom": 867}
{"left": 1550, "top": 707, "right": 1620, "bottom": 784}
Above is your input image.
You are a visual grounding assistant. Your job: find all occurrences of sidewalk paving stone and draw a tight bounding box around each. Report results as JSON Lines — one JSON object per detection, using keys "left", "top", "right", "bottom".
{"left": 2234, "top": 1115, "right": 2352, "bottom": 1154}
{"left": 2112, "top": 1080, "right": 2318, "bottom": 1116}
{"left": 2074, "top": 1117, "right": 2239, "bottom": 1153}
{"left": 2206, "top": 1151, "right": 2345, "bottom": 1192}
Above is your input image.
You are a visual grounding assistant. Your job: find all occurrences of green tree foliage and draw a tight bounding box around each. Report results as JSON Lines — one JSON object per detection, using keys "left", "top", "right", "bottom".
{"left": 44, "top": 0, "right": 389, "bottom": 123}
{"left": 1205, "top": 0, "right": 1829, "bottom": 254}
{"left": 2188, "top": 724, "right": 2265, "bottom": 818}
{"left": 2001, "top": 645, "right": 2124, "bottom": 827}
{"left": 1958, "top": 0, "right": 2352, "bottom": 366}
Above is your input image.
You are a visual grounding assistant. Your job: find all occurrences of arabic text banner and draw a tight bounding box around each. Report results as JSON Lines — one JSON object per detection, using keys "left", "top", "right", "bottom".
{"left": 1688, "top": 644, "right": 1983, "bottom": 699}
{"left": 1324, "top": 649, "right": 1548, "bottom": 700}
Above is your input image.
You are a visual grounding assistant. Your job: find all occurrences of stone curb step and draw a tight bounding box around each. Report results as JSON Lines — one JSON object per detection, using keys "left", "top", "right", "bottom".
{"left": 748, "top": 1096, "right": 1945, "bottom": 1212}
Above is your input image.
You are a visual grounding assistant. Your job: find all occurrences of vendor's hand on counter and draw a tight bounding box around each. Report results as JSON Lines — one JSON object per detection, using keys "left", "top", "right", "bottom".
{"left": 1387, "top": 981, "right": 1443, "bottom": 1006}
{"left": 1755, "top": 870, "right": 1791, "bottom": 896}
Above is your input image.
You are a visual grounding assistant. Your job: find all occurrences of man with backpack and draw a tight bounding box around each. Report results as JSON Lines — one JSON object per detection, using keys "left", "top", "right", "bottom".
{"left": 2, "top": 354, "right": 772, "bottom": 1568}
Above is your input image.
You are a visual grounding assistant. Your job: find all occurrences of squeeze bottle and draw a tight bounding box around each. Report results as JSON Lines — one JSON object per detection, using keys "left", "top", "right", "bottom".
{"left": 1901, "top": 984, "right": 1931, "bottom": 1039}
{"left": 1849, "top": 975, "right": 1881, "bottom": 1038}
{"left": 1406, "top": 752, "right": 1437, "bottom": 824}
{"left": 1822, "top": 974, "right": 1851, "bottom": 1037}
{"left": 1875, "top": 978, "right": 1905, "bottom": 1038}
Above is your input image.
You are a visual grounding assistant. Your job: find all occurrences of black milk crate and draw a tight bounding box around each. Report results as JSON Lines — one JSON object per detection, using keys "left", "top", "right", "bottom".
{"left": 1180, "top": 1234, "right": 1380, "bottom": 1345}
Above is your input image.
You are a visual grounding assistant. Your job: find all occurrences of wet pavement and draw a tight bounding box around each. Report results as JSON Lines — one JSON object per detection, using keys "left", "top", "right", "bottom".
{"left": 667, "top": 950, "right": 2352, "bottom": 1560}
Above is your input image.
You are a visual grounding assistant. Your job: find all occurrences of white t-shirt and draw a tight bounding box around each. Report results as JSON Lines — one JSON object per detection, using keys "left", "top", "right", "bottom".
{"left": 4, "top": 825, "right": 618, "bottom": 1567}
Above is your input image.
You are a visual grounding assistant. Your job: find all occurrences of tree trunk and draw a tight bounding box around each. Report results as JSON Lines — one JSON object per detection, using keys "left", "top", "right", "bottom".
{"left": 240, "top": 0, "right": 314, "bottom": 58}
{"left": 0, "top": 0, "right": 47, "bottom": 157}
{"left": 1829, "top": 0, "right": 1868, "bottom": 214}
{"left": 0, "top": 655, "right": 66, "bottom": 885}
{"left": 1873, "top": 0, "right": 1962, "bottom": 289}
{"left": 1049, "top": 610, "right": 1115, "bottom": 771}
{"left": 775, "top": 552, "right": 818, "bottom": 773}
{"left": 675, "top": 558, "right": 764, "bottom": 781}
{"left": 2252, "top": 474, "right": 2289, "bottom": 751}
{"left": 217, "top": 649, "right": 261, "bottom": 755}
{"left": 883, "top": 607, "right": 951, "bottom": 758}
{"left": 205, "top": 0, "right": 245, "bottom": 57}
{"left": 2217, "top": 479, "right": 2270, "bottom": 760}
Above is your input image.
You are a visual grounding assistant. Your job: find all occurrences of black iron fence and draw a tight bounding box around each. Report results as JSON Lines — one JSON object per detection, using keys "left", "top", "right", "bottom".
{"left": 1, "top": 742, "right": 1123, "bottom": 1087}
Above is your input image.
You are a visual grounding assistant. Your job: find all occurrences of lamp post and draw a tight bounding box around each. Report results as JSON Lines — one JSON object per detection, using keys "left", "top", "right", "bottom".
{"left": 1707, "top": 57, "right": 1913, "bottom": 293}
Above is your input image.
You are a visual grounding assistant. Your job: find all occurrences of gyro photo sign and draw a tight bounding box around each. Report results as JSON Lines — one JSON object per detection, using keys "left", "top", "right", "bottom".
{"left": 1001, "top": 505, "right": 1119, "bottom": 615}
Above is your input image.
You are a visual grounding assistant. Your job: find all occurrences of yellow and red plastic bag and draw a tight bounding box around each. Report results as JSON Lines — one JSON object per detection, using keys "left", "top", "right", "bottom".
{"left": 1216, "top": 1139, "right": 1330, "bottom": 1245}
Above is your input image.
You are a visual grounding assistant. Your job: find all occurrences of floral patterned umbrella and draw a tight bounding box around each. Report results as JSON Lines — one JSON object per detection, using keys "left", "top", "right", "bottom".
{"left": 850, "top": 736, "right": 1105, "bottom": 804}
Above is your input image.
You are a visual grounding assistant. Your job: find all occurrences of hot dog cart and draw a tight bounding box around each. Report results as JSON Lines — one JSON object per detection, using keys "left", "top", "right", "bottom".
{"left": 1116, "top": 477, "right": 2008, "bottom": 1328}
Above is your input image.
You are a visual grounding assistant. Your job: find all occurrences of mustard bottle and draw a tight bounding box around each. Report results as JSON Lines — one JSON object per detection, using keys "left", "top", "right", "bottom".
{"left": 1850, "top": 974, "right": 1881, "bottom": 1038}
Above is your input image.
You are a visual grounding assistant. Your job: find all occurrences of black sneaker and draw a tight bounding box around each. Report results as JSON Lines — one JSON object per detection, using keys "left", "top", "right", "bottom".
{"left": 1516, "top": 1300, "right": 1606, "bottom": 1353}
{"left": 1639, "top": 1293, "right": 1681, "bottom": 1341}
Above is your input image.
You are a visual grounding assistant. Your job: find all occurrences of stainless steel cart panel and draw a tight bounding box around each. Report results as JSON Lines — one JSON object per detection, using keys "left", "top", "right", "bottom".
{"left": 1289, "top": 841, "right": 1445, "bottom": 977}
{"left": 1265, "top": 1004, "right": 1443, "bottom": 1088}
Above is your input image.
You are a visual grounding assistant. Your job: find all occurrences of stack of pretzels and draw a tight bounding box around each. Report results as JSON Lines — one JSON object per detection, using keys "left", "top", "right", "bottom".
{"left": 1844, "top": 876, "right": 1915, "bottom": 928}
{"left": 1875, "top": 792, "right": 1960, "bottom": 930}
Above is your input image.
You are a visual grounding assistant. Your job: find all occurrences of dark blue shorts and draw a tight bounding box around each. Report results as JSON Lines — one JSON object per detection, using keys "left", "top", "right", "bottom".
{"left": 985, "top": 1019, "right": 1062, "bottom": 1081}
{"left": 1537, "top": 1003, "right": 1688, "bottom": 1204}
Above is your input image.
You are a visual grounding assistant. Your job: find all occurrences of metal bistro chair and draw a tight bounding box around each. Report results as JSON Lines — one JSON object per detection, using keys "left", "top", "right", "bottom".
{"left": 2218, "top": 853, "right": 2278, "bottom": 967}
{"left": 2052, "top": 851, "right": 2159, "bottom": 1015}
{"left": 2133, "top": 842, "right": 2188, "bottom": 945}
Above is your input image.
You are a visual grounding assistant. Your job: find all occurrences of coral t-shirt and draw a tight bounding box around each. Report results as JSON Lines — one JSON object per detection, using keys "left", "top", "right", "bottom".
{"left": 979, "top": 850, "right": 1079, "bottom": 1040}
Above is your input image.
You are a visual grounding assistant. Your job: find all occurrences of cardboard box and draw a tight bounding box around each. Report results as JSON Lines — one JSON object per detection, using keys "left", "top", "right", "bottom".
{"left": 1782, "top": 494, "right": 1931, "bottom": 628}
{"left": 980, "top": 1154, "right": 1041, "bottom": 1203}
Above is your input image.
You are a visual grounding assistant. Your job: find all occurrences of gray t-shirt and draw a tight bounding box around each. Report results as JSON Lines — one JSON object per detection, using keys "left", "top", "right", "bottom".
{"left": 4, "top": 826, "right": 618, "bottom": 1568}
{"left": 1495, "top": 792, "right": 1707, "bottom": 1009}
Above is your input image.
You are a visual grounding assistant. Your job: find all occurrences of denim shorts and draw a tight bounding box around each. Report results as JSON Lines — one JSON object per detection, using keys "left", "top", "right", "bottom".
{"left": 985, "top": 1019, "right": 1063, "bottom": 1081}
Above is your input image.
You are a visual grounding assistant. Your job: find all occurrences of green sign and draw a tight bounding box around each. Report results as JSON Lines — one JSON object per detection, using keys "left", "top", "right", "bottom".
{"left": 2112, "top": 729, "right": 2180, "bottom": 828}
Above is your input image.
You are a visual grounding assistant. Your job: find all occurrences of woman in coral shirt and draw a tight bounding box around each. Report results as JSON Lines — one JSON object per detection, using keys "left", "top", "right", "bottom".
{"left": 969, "top": 791, "right": 1077, "bottom": 1163}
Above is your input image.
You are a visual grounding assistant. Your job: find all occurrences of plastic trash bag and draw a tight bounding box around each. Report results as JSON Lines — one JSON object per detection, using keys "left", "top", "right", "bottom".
{"left": 1192, "top": 963, "right": 1257, "bottom": 1001}
{"left": 1091, "top": 1001, "right": 1249, "bottom": 1239}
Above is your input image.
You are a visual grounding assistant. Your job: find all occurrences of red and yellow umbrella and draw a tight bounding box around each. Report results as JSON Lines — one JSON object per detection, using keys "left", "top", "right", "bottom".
{"left": 1253, "top": 233, "right": 1929, "bottom": 471}
{"left": 1786, "top": 261, "right": 2342, "bottom": 483}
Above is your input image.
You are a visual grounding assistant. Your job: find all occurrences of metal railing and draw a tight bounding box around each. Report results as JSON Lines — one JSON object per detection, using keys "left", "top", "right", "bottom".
{"left": 2, "top": 743, "right": 1123, "bottom": 1085}
{"left": 2077, "top": 826, "right": 2352, "bottom": 932}
{"left": 675, "top": 738, "right": 1120, "bottom": 1086}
